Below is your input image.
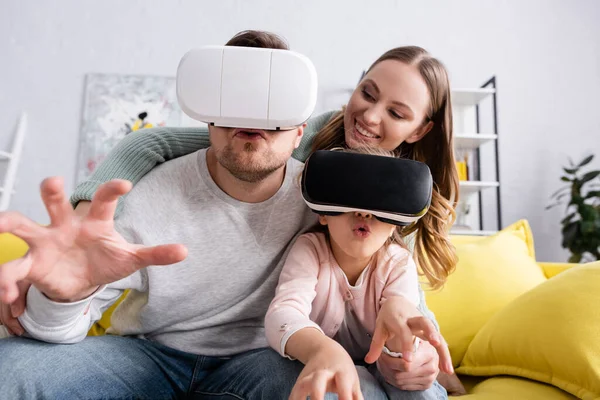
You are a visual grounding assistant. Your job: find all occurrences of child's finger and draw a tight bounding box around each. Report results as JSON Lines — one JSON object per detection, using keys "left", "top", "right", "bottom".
{"left": 353, "top": 384, "right": 364, "bottom": 400}
{"left": 364, "top": 323, "right": 388, "bottom": 363}
{"left": 384, "top": 317, "right": 416, "bottom": 361}
{"left": 334, "top": 373, "right": 354, "bottom": 400}
{"left": 289, "top": 379, "right": 309, "bottom": 400}
{"left": 310, "top": 372, "right": 328, "bottom": 400}
{"left": 407, "top": 316, "right": 439, "bottom": 345}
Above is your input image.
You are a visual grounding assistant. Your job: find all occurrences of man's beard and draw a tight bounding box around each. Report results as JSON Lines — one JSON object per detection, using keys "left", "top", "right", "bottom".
{"left": 216, "top": 142, "right": 288, "bottom": 183}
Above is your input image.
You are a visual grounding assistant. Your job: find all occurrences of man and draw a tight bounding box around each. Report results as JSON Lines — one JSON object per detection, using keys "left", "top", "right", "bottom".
{"left": 0, "top": 31, "right": 449, "bottom": 399}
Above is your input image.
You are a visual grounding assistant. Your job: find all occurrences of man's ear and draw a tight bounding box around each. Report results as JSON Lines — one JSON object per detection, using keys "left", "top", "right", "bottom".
{"left": 318, "top": 215, "right": 328, "bottom": 226}
{"left": 294, "top": 123, "right": 307, "bottom": 149}
{"left": 405, "top": 121, "right": 433, "bottom": 144}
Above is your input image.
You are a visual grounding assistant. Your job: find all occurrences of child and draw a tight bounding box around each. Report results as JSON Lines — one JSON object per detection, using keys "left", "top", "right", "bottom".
{"left": 265, "top": 148, "right": 447, "bottom": 399}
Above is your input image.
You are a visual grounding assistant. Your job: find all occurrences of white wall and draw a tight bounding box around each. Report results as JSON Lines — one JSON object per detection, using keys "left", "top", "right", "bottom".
{"left": 2, "top": 0, "right": 599, "bottom": 261}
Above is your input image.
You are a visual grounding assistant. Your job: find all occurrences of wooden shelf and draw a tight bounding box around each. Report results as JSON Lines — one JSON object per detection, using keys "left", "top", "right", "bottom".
{"left": 451, "top": 88, "right": 495, "bottom": 106}
{"left": 459, "top": 181, "right": 499, "bottom": 196}
{"left": 455, "top": 134, "right": 497, "bottom": 150}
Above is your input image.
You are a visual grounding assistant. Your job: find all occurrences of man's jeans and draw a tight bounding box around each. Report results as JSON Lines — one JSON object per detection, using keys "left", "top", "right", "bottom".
{"left": 0, "top": 335, "right": 447, "bottom": 399}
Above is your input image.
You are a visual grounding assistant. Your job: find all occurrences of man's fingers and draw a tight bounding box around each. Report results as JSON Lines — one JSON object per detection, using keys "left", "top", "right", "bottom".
{"left": 10, "top": 281, "right": 30, "bottom": 318}
{"left": 364, "top": 323, "right": 388, "bottom": 363}
{"left": 393, "top": 367, "right": 437, "bottom": 384}
{"left": 432, "top": 335, "right": 454, "bottom": 374}
{"left": 406, "top": 317, "right": 453, "bottom": 373}
{"left": 40, "top": 177, "right": 74, "bottom": 227}
{"left": 0, "top": 212, "right": 45, "bottom": 242}
{"left": 86, "top": 180, "right": 132, "bottom": 221}
{"left": 134, "top": 244, "right": 188, "bottom": 267}
{"left": 0, "top": 258, "right": 33, "bottom": 304}
{"left": 1, "top": 303, "right": 24, "bottom": 336}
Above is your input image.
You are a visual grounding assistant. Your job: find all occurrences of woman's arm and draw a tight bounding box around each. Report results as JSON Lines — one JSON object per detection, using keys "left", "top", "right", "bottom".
{"left": 70, "top": 126, "right": 211, "bottom": 211}
{"left": 70, "top": 111, "right": 338, "bottom": 214}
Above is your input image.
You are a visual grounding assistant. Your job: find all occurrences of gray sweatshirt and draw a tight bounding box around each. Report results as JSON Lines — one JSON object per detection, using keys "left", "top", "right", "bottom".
{"left": 19, "top": 149, "right": 317, "bottom": 356}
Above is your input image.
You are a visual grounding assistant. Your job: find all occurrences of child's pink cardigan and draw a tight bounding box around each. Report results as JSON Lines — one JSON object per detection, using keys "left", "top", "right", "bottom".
{"left": 265, "top": 232, "right": 420, "bottom": 358}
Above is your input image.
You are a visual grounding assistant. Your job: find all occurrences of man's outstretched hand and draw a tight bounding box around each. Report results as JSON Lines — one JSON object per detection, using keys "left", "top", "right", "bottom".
{"left": 0, "top": 177, "right": 187, "bottom": 304}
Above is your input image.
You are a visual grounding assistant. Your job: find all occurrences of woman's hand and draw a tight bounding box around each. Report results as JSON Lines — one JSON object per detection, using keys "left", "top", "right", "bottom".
{"left": 290, "top": 339, "right": 363, "bottom": 400}
{"left": 0, "top": 177, "right": 187, "bottom": 304}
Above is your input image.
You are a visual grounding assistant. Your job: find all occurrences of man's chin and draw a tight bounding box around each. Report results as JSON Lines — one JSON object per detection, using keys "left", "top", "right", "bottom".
{"left": 215, "top": 145, "right": 290, "bottom": 183}
{"left": 227, "top": 166, "right": 281, "bottom": 183}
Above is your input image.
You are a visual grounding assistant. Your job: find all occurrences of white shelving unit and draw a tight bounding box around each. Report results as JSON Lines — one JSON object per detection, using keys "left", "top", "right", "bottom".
{"left": 450, "top": 79, "right": 501, "bottom": 236}
{"left": 459, "top": 181, "right": 500, "bottom": 196}
{"left": 451, "top": 88, "right": 496, "bottom": 107}
{"left": 455, "top": 134, "right": 497, "bottom": 151}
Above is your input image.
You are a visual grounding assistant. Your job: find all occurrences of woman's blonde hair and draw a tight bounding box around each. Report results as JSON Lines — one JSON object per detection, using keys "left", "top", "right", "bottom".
{"left": 311, "top": 46, "right": 459, "bottom": 290}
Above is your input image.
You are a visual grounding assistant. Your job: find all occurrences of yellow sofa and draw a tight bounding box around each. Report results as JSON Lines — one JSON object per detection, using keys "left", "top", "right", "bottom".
{"left": 1, "top": 220, "right": 598, "bottom": 399}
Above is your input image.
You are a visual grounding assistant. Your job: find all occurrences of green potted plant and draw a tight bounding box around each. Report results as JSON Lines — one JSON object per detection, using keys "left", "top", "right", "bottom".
{"left": 547, "top": 155, "right": 600, "bottom": 262}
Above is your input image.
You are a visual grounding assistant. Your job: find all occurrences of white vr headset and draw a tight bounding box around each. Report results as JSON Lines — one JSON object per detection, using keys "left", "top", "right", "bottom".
{"left": 177, "top": 46, "right": 318, "bottom": 130}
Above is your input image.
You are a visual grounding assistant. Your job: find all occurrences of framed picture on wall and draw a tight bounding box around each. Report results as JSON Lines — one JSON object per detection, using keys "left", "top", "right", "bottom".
{"left": 76, "top": 73, "right": 183, "bottom": 184}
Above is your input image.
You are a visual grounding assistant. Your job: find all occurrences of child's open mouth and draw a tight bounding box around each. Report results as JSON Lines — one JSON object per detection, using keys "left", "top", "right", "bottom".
{"left": 352, "top": 223, "right": 371, "bottom": 238}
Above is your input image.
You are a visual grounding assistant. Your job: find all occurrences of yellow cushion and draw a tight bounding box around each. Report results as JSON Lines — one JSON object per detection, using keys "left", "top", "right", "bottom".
{"left": 425, "top": 220, "right": 547, "bottom": 367}
{"left": 457, "top": 262, "right": 600, "bottom": 400}
{"left": 0, "top": 233, "right": 29, "bottom": 264}
{"left": 455, "top": 376, "right": 578, "bottom": 400}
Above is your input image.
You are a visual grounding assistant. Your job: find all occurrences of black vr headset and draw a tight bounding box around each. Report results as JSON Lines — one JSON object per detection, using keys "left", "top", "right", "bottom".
{"left": 301, "top": 150, "right": 433, "bottom": 226}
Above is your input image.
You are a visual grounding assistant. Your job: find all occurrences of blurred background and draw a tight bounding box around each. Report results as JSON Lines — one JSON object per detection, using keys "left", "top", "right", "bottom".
{"left": 1, "top": 0, "right": 599, "bottom": 262}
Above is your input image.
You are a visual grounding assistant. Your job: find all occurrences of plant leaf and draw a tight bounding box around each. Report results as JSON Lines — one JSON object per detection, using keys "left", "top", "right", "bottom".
{"left": 550, "top": 186, "right": 570, "bottom": 199}
{"left": 568, "top": 253, "right": 582, "bottom": 263}
{"left": 578, "top": 154, "right": 594, "bottom": 168}
{"left": 585, "top": 190, "right": 600, "bottom": 199}
{"left": 562, "top": 221, "right": 579, "bottom": 246}
{"left": 563, "top": 167, "right": 579, "bottom": 175}
{"left": 561, "top": 213, "right": 576, "bottom": 224}
{"left": 561, "top": 176, "right": 571, "bottom": 182}
{"left": 581, "top": 171, "right": 600, "bottom": 184}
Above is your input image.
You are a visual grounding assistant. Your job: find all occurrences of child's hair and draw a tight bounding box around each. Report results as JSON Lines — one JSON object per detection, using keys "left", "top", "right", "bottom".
{"left": 311, "top": 46, "right": 458, "bottom": 290}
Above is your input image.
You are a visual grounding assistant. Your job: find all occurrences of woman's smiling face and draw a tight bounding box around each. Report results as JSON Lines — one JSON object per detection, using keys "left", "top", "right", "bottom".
{"left": 344, "top": 59, "right": 432, "bottom": 151}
